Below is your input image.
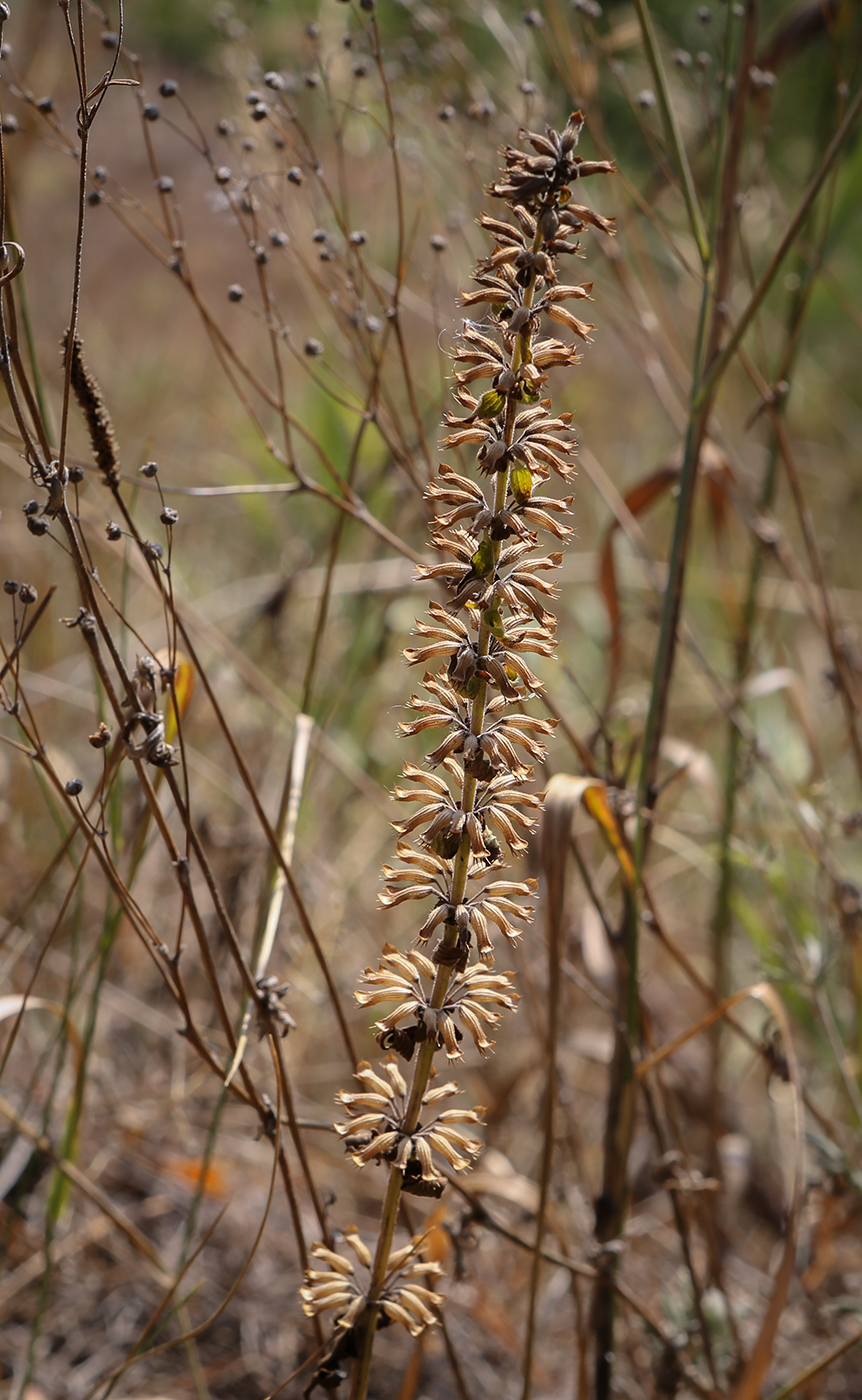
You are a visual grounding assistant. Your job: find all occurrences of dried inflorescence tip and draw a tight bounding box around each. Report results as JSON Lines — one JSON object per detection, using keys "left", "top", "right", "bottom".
{"left": 63, "top": 331, "right": 121, "bottom": 487}
{"left": 303, "top": 112, "right": 614, "bottom": 1387}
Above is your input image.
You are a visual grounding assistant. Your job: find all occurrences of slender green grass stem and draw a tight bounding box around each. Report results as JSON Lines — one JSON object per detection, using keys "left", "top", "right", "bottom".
{"left": 635, "top": 272, "right": 713, "bottom": 852}
{"left": 631, "top": 0, "right": 709, "bottom": 267}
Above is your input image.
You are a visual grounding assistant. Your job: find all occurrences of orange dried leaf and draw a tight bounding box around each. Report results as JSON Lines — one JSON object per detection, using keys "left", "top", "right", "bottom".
{"left": 163, "top": 1156, "right": 228, "bottom": 1198}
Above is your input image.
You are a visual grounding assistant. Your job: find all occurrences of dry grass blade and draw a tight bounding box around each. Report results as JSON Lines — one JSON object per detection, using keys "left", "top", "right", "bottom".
{"left": 762, "top": 1326, "right": 862, "bottom": 1400}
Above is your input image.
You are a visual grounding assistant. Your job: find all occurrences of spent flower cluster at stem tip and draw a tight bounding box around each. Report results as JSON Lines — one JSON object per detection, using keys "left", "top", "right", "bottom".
{"left": 301, "top": 110, "right": 614, "bottom": 1393}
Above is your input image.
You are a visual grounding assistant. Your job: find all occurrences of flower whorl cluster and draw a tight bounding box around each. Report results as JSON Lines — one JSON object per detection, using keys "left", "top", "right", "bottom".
{"left": 302, "top": 114, "right": 613, "bottom": 1376}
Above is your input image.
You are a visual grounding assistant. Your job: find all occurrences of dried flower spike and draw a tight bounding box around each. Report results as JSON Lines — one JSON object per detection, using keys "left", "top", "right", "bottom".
{"left": 303, "top": 113, "right": 614, "bottom": 1398}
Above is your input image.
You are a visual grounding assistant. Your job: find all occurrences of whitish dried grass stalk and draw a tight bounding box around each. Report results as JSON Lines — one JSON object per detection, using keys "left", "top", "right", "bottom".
{"left": 302, "top": 113, "right": 614, "bottom": 1399}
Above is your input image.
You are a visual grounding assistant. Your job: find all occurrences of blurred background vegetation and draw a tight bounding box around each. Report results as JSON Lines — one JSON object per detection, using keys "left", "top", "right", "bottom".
{"left": 2, "top": 0, "right": 862, "bottom": 1396}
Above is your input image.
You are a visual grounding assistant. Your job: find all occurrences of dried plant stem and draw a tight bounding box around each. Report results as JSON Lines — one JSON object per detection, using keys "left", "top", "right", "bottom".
{"left": 695, "top": 78, "right": 862, "bottom": 412}
{"left": 710, "top": 87, "right": 846, "bottom": 1075}
{"left": 349, "top": 324, "right": 526, "bottom": 1400}
{"left": 597, "top": 9, "right": 755, "bottom": 1385}
{"left": 299, "top": 117, "right": 614, "bottom": 1396}
{"left": 762, "top": 1327, "right": 862, "bottom": 1400}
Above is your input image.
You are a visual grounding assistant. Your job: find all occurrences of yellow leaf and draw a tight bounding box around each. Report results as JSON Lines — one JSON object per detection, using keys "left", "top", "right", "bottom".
{"left": 155, "top": 649, "right": 195, "bottom": 744}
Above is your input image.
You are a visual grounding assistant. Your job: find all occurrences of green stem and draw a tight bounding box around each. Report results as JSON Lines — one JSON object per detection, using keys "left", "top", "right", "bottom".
{"left": 635, "top": 273, "right": 713, "bottom": 854}
{"left": 631, "top": 0, "right": 709, "bottom": 267}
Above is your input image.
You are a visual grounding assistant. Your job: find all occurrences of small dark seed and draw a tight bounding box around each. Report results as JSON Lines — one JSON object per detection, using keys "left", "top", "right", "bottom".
{"left": 18, "top": 583, "right": 37, "bottom": 604}
{"left": 143, "top": 103, "right": 160, "bottom": 121}
{"left": 65, "top": 778, "right": 83, "bottom": 797}
{"left": 160, "top": 507, "right": 178, "bottom": 525}
{"left": 159, "top": 79, "right": 179, "bottom": 97}
{"left": 227, "top": 283, "right": 245, "bottom": 302}
{"left": 140, "top": 461, "right": 159, "bottom": 478}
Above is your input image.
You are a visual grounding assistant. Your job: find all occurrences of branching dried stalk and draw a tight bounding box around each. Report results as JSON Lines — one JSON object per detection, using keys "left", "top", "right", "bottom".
{"left": 300, "top": 112, "right": 614, "bottom": 1399}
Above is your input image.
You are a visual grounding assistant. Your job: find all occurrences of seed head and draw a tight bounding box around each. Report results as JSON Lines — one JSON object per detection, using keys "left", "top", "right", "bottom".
{"left": 315, "top": 112, "right": 615, "bottom": 1367}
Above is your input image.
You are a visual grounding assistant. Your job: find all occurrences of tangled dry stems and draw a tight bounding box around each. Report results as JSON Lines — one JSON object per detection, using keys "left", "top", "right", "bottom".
{"left": 2, "top": 3, "right": 862, "bottom": 1400}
